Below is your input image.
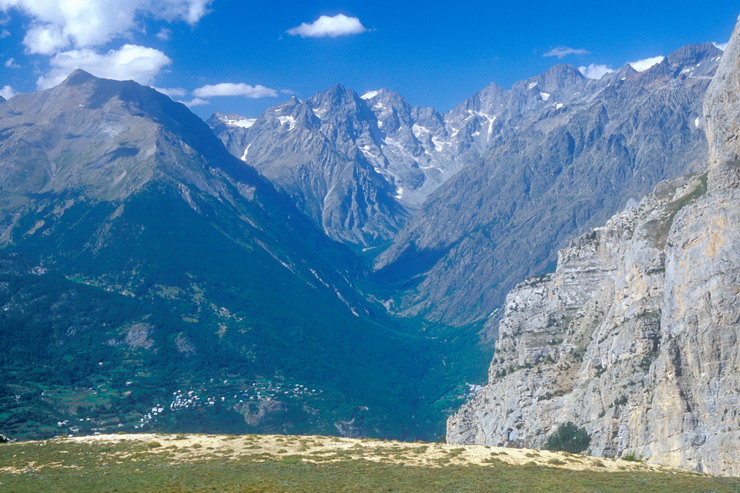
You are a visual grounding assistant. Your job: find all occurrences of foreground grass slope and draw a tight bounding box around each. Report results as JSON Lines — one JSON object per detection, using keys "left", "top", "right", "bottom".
{"left": 1, "top": 434, "right": 738, "bottom": 492}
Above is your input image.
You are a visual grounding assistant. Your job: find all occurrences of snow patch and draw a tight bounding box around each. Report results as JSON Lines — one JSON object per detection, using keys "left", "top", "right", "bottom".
{"left": 694, "top": 117, "right": 701, "bottom": 129}
{"left": 528, "top": 82, "right": 538, "bottom": 90}
{"left": 227, "top": 118, "right": 256, "bottom": 129}
{"left": 240, "top": 143, "right": 252, "bottom": 161}
{"left": 555, "top": 103, "right": 564, "bottom": 110}
{"left": 359, "top": 144, "right": 375, "bottom": 158}
{"left": 277, "top": 115, "right": 296, "bottom": 130}
{"left": 312, "top": 108, "right": 327, "bottom": 119}
{"left": 431, "top": 136, "right": 450, "bottom": 152}
{"left": 467, "top": 110, "right": 497, "bottom": 141}
{"left": 540, "top": 92, "right": 551, "bottom": 101}
{"left": 361, "top": 90, "right": 379, "bottom": 100}
{"left": 412, "top": 124, "right": 431, "bottom": 140}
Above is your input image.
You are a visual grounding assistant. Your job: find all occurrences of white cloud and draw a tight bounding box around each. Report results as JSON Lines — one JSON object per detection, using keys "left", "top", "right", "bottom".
{"left": 0, "top": 0, "right": 212, "bottom": 54}
{"left": 193, "top": 82, "right": 278, "bottom": 98}
{"left": 578, "top": 63, "right": 614, "bottom": 80}
{"left": 37, "top": 44, "right": 171, "bottom": 89}
{"left": 0, "top": 28, "right": 9, "bottom": 38}
{"left": 4, "top": 57, "right": 19, "bottom": 68}
{"left": 156, "top": 28, "right": 172, "bottom": 41}
{"left": 544, "top": 46, "right": 590, "bottom": 58}
{"left": 180, "top": 97, "right": 209, "bottom": 107}
{"left": 152, "top": 86, "right": 186, "bottom": 98}
{"left": 628, "top": 55, "right": 665, "bottom": 72}
{"left": 713, "top": 41, "right": 728, "bottom": 51}
{"left": 0, "top": 84, "right": 16, "bottom": 99}
{"left": 287, "top": 14, "right": 368, "bottom": 38}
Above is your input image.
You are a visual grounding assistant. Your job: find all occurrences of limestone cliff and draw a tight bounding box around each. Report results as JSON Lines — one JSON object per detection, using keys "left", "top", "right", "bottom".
{"left": 447, "top": 17, "right": 740, "bottom": 476}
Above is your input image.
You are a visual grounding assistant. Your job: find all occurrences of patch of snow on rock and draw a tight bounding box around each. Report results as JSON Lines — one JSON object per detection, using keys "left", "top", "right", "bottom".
{"left": 231, "top": 118, "right": 256, "bottom": 128}
{"left": 277, "top": 116, "right": 296, "bottom": 130}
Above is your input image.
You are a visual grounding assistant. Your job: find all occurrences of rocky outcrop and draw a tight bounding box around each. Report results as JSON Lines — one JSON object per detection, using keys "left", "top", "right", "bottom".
{"left": 447, "top": 19, "right": 740, "bottom": 476}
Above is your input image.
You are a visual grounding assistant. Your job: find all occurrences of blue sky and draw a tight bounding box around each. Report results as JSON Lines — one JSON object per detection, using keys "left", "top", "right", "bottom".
{"left": 0, "top": 1, "right": 738, "bottom": 119}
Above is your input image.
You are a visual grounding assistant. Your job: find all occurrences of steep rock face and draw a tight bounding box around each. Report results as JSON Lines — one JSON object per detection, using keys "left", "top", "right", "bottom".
{"left": 447, "top": 24, "right": 740, "bottom": 475}
{"left": 378, "top": 44, "right": 722, "bottom": 326}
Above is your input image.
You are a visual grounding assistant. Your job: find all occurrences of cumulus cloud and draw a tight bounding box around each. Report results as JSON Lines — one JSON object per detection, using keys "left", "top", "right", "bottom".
{"left": 578, "top": 63, "right": 614, "bottom": 80}
{"left": 287, "top": 14, "right": 368, "bottom": 38}
{"left": 713, "top": 41, "right": 728, "bottom": 51}
{"left": 1, "top": 1, "right": 212, "bottom": 90}
{"left": 193, "top": 82, "right": 278, "bottom": 98}
{"left": 152, "top": 86, "right": 186, "bottom": 98}
{"left": 628, "top": 55, "right": 665, "bottom": 72}
{"left": 37, "top": 44, "right": 171, "bottom": 89}
{"left": 4, "top": 57, "right": 19, "bottom": 68}
{"left": 0, "top": 84, "right": 16, "bottom": 99}
{"left": 0, "top": 0, "right": 212, "bottom": 54}
{"left": 543, "top": 46, "right": 590, "bottom": 58}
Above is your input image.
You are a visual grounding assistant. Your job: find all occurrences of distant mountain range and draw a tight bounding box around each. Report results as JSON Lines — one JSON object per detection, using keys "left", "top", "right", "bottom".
{"left": 210, "top": 42, "right": 723, "bottom": 328}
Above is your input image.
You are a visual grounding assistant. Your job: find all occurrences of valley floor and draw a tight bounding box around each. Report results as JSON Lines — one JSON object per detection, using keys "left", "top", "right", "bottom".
{"left": 1, "top": 433, "right": 738, "bottom": 492}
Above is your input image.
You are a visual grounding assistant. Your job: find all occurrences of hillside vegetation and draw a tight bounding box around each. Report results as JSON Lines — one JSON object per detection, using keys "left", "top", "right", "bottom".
{"left": 1, "top": 433, "right": 738, "bottom": 492}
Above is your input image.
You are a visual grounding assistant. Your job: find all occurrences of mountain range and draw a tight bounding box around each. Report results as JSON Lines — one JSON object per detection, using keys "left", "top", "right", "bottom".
{"left": 210, "top": 43, "right": 723, "bottom": 330}
{"left": 0, "top": 27, "right": 735, "bottom": 478}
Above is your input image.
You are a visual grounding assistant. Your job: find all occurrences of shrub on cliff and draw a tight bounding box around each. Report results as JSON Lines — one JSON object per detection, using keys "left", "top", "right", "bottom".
{"left": 544, "top": 422, "right": 591, "bottom": 453}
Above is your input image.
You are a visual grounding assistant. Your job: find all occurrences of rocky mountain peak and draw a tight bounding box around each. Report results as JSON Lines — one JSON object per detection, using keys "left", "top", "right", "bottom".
{"left": 0, "top": 71, "right": 254, "bottom": 203}
{"left": 310, "top": 84, "right": 362, "bottom": 110}
{"left": 598, "top": 63, "right": 637, "bottom": 84}
{"left": 667, "top": 42, "right": 723, "bottom": 67}
{"left": 61, "top": 68, "right": 98, "bottom": 86}
{"left": 448, "top": 82, "right": 507, "bottom": 116}
{"left": 535, "top": 63, "right": 586, "bottom": 92}
{"left": 509, "top": 63, "right": 585, "bottom": 99}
